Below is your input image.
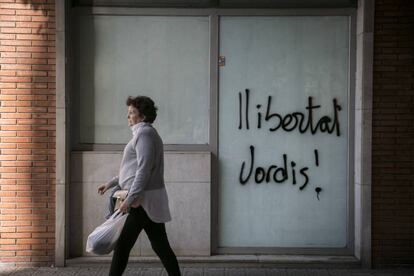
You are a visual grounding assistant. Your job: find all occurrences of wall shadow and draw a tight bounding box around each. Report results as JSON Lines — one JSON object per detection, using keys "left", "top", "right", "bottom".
{"left": 67, "top": 6, "right": 96, "bottom": 258}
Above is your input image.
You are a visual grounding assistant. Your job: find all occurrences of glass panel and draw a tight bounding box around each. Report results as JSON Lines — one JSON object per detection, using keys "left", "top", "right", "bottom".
{"left": 75, "top": 0, "right": 356, "bottom": 8}
{"left": 219, "top": 0, "right": 356, "bottom": 8}
{"left": 76, "top": 16, "right": 210, "bottom": 144}
{"left": 219, "top": 16, "right": 349, "bottom": 247}
{"left": 75, "top": 0, "right": 214, "bottom": 7}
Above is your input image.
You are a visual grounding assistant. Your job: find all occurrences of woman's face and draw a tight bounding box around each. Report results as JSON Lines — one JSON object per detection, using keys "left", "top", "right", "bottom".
{"left": 127, "top": 105, "right": 144, "bottom": 127}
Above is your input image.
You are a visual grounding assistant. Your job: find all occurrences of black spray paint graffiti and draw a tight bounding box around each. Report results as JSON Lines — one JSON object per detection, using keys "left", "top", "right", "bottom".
{"left": 238, "top": 146, "right": 324, "bottom": 200}
{"left": 239, "top": 146, "right": 322, "bottom": 196}
{"left": 238, "top": 89, "right": 342, "bottom": 136}
{"left": 236, "top": 89, "right": 343, "bottom": 200}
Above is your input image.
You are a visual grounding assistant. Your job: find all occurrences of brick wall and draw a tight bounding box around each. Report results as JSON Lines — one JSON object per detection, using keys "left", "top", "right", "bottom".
{"left": 0, "top": 0, "right": 55, "bottom": 267}
{"left": 372, "top": 0, "right": 414, "bottom": 267}
{"left": 1, "top": 0, "right": 414, "bottom": 269}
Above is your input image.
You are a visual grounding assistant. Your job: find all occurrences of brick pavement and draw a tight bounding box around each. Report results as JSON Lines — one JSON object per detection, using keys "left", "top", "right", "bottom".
{"left": 0, "top": 265, "right": 413, "bottom": 276}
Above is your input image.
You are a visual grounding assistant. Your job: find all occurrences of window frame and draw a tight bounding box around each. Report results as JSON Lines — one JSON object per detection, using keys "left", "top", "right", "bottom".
{"left": 69, "top": 6, "right": 356, "bottom": 255}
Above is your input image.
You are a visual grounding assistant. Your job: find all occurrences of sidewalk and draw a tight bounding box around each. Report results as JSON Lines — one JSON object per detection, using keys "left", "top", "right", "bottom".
{"left": 0, "top": 265, "right": 413, "bottom": 276}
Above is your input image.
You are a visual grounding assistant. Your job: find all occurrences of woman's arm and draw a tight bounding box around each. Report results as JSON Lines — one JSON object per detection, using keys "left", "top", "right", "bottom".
{"left": 124, "top": 128, "right": 155, "bottom": 206}
{"left": 97, "top": 175, "right": 119, "bottom": 194}
{"left": 106, "top": 175, "right": 119, "bottom": 189}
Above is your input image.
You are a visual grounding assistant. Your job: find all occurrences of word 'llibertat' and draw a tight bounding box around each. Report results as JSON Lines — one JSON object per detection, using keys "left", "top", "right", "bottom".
{"left": 238, "top": 89, "right": 342, "bottom": 136}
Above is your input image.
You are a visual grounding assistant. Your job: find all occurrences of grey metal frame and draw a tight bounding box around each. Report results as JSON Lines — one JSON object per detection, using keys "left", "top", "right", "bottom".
{"left": 347, "top": 10, "right": 357, "bottom": 258}
{"left": 63, "top": 5, "right": 359, "bottom": 261}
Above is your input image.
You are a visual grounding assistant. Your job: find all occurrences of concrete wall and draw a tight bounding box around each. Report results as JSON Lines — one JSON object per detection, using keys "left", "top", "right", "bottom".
{"left": 354, "top": 0, "right": 374, "bottom": 268}
{"left": 68, "top": 151, "right": 211, "bottom": 257}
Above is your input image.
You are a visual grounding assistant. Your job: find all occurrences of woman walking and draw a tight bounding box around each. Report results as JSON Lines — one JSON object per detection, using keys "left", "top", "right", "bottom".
{"left": 98, "top": 96, "right": 181, "bottom": 276}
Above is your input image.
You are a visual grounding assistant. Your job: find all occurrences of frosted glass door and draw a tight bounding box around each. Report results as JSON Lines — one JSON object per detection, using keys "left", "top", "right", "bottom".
{"left": 218, "top": 16, "right": 350, "bottom": 247}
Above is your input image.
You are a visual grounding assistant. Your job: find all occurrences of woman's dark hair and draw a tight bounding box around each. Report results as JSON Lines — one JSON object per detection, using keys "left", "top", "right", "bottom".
{"left": 126, "top": 96, "right": 158, "bottom": 123}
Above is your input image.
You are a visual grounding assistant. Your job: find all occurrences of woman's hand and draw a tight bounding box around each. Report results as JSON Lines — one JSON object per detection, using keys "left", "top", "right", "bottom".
{"left": 119, "top": 200, "right": 130, "bottom": 214}
{"left": 98, "top": 184, "right": 108, "bottom": 195}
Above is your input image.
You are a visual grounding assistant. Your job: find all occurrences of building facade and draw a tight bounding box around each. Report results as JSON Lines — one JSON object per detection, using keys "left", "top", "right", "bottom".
{"left": 0, "top": 0, "right": 413, "bottom": 268}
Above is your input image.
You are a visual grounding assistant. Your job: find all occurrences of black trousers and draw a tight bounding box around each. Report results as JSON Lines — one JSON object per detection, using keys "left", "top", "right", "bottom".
{"left": 109, "top": 206, "right": 181, "bottom": 276}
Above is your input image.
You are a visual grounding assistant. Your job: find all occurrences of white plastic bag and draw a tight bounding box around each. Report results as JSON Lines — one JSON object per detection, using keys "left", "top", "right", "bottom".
{"left": 86, "top": 210, "right": 128, "bottom": 255}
